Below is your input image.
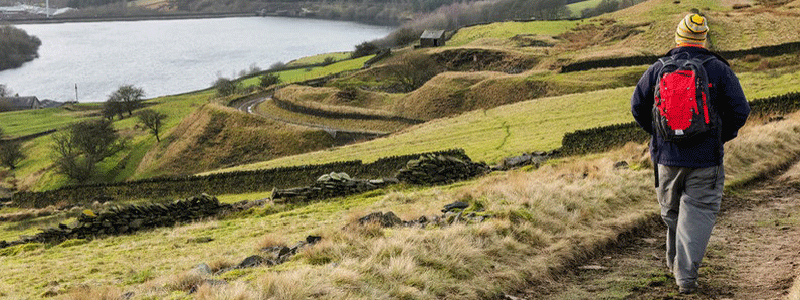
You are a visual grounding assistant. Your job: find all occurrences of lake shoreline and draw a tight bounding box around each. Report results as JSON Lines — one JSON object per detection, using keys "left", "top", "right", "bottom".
{"left": 1, "top": 17, "right": 393, "bottom": 102}
{"left": 3, "top": 12, "right": 257, "bottom": 25}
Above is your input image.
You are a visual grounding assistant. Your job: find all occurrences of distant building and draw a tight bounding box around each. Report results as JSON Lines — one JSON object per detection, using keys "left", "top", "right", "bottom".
{"left": 420, "top": 30, "right": 446, "bottom": 48}
{"left": 0, "top": 96, "right": 42, "bottom": 111}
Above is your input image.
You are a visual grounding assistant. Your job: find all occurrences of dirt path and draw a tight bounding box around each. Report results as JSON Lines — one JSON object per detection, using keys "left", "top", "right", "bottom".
{"left": 510, "top": 168, "right": 800, "bottom": 299}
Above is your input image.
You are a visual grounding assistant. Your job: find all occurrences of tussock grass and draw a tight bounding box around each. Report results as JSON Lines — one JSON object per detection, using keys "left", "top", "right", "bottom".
{"left": 724, "top": 111, "right": 800, "bottom": 187}
{"left": 5, "top": 112, "right": 800, "bottom": 298}
{"left": 789, "top": 276, "right": 800, "bottom": 300}
{"left": 62, "top": 285, "right": 125, "bottom": 300}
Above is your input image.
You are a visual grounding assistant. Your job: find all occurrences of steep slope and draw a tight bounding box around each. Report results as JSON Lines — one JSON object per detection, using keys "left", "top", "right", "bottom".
{"left": 133, "top": 104, "right": 335, "bottom": 177}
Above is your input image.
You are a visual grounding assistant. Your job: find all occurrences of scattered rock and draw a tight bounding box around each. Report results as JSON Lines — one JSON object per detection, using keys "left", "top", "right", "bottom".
{"left": 358, "top": 211, "right": 402, "bottom": 227}
{"left": 237, "top": 255, "right": 267, "bottom": 269}
{"left": 306, "top": 235, "right": 322, "bottom": 244}
{"left": 442, "top": 201, "right": 469, "bottom": 213}
{"left": 190, "top": 263, "right": 212, "bottom": 277}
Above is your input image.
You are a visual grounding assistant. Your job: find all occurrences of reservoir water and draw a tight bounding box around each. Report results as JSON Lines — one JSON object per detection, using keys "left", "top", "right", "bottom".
{"left": 0, "top": 17, "right": 393, "bottom": 102}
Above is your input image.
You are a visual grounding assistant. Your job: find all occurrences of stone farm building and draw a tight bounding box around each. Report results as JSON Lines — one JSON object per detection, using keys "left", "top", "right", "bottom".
{"left": 0, "top": 96, "right": 41, "bottom": 111}
{"left": 420, "top": 30, "right": 446, "bottom": 48}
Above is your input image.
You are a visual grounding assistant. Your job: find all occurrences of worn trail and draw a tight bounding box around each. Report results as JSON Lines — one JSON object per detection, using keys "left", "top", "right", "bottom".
{"left": 510, "top": 165, "right": 800, "bottom": 299}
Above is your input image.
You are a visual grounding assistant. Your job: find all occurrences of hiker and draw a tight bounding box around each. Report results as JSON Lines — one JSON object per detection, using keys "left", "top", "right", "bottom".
{"left": 630, "top": 13, "right": 750, "bottom": 294}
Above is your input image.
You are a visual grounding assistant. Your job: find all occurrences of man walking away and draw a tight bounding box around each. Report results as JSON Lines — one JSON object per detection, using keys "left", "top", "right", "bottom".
{"left": 630, "top": 12, "right": 750, "bottom": 294}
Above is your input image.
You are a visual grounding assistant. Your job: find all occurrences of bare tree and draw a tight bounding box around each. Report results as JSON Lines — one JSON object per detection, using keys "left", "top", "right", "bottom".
{"left": 108, "top": 85, "right": 145, "bottom": 117}
{"left": 51, "top": 120, "right": 125, "bottom": 182}
{"left": 137, "top": 109, "right": 168, "bottom": 142}
{"left": 388, "top": 52, "right": 442, "bottom": 92}
{"left": 0, "top": 140, "right": 25, "bottom": 170}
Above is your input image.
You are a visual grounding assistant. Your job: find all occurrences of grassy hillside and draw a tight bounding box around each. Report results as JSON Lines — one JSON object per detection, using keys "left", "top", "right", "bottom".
{"left": 211, "top": 62, "right": 800, "bottom": 174}
{"left": 3, "top": 0, "right": 800, "bottom": 298}
{"left": 1, "top": 92, "right": 209, "bottom": 191}
{"left": 132, "top": 103, "right": 335, "bottom": 179}
{"left": 4, "top": 111, "right": 800, "bottom": 298}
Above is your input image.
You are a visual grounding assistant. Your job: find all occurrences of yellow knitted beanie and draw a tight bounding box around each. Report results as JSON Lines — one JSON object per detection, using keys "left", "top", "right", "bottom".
{"left": 675, "top": 13, "right": 708, "bottom": 47}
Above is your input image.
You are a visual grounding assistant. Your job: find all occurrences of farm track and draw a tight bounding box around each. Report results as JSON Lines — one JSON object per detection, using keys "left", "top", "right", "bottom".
{"left": 509, "top": 162, "right": 800, "bottom": 300}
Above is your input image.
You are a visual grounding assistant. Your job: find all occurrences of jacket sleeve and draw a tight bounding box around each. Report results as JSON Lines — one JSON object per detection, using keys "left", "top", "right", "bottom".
{"left": 717, "top": 66, "right": 750, "bottom": 143}
{"left": 631, "top": 63, "right": 659, "bottom": 135}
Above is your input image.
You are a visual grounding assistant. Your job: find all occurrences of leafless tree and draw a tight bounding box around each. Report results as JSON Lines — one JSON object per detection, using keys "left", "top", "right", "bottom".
{"left": 107, "top": 85, "right": 145, "bottom": 117}
{"left": 137, "top": 109, "right": 168, "bottom": 142}
{"left": 0, "top": 140, "right": 25, "bottom": 170}
{"left": 51, "top": 120, "right": 125, "bottom": 182}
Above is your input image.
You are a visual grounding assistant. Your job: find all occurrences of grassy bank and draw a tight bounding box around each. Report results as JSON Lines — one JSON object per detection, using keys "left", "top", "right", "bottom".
{"left": 3, "top": 108, "right": 800, "bottom": 298}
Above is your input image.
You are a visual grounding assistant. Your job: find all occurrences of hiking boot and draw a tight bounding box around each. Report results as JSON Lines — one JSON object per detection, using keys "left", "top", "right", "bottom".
{"left": 678, "top": 282, "right": 697, "bottom": 294}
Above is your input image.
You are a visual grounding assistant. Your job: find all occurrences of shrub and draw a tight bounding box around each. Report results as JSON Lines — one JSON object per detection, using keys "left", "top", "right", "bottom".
{"left": 352, "top": 41, "right": 380, "bottom": 59}
{"left": 259, "top": 73, "right": 281, "bottom": 88}
{"left": 214, "top": 78, "right": 239, "bottom": 96}
{"left": 269, "top": 61, "right": 287, "bottom": 71}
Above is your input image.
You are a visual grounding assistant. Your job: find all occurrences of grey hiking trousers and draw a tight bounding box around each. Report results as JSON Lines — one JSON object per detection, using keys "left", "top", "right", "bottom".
{"left": 656, "top": 164, "right": 725, "bottom": 288}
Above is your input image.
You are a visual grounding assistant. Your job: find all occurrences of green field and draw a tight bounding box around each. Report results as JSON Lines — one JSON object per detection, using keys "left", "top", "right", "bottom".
{"left": 447, "top": 20, "right": 578, "bottom": 47}
{"left": 241, "top": 55, "right": 375, "bottom": 88}
{"left": 286, "top": 52, "right": 352, "bottom": 67}
{"left": 0, "top": 107, "right": 92, "bottom": 137}
{"left": 566, "top": 0, "right": 602, "bottom": 17}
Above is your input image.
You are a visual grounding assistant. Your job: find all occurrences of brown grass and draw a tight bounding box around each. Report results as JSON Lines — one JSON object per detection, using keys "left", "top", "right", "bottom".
{"left": 274, "top": 85, "right": 401, "bottom": 117}
{"left": 62, "top": 285, "right": 125, "bottom": 300}
{"left": 724, "top": 111, "right": 800, "bottom": 186}
{"left": 789, "top": 276, "right": 800, "bottom": 300}
{"left": 133, "top": 104, "right": 334, "bottom": 177}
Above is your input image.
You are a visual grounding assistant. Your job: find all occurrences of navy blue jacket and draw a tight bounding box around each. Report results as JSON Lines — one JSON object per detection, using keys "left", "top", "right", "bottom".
{"left": 631, "top": 46, "right": 750, "bottom": 168}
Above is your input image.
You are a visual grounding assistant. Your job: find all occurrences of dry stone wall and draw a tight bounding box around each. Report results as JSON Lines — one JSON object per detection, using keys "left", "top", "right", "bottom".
{"left": 0, "top": 194, "right": 229, "bottom": 249}
{"left": 396, "top": 153, "right": 490, "bottom": 185}
{"left": 12, "top": 149, "right": 466, "bottom": 208}
{"left": 271, "top": 172, "right": 398, "bottom": 203}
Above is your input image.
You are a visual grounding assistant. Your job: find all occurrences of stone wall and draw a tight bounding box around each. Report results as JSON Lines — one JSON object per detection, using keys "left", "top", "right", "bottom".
{"left": 0, "top": 194, "right": 229, "bottom": 249}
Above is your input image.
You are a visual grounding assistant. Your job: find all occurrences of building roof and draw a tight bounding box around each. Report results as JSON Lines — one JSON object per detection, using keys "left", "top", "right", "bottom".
{"left": 420, "top": 30, "right": 446, "bottom": 39}
{"left": 0, "top": 96, "right": 40, "bottom": 110}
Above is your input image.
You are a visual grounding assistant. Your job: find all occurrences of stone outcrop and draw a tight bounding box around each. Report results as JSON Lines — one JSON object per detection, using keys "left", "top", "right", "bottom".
{"left": 396, "top": 153, "right": 489, "bottom": 185}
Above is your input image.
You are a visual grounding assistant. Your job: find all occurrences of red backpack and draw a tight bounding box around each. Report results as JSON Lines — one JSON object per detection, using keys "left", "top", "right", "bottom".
{"left": 652, "top": 53, "right": 720, "bottom": 142}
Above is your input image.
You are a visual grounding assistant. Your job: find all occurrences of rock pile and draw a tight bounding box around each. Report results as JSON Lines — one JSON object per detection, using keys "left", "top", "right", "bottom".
{"left": 354, "top": 201, "right": 490, "bottom": 229}
{"left": 271, "top": 172, "right": 398, "bottom": 203}
{"left": 396, "top": 154, "right": 489, "bottom": 185}
{"left": 0, "top": 194, "right": 229, "bottom": 249}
